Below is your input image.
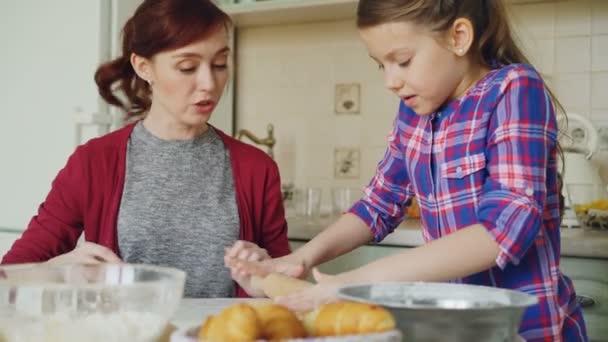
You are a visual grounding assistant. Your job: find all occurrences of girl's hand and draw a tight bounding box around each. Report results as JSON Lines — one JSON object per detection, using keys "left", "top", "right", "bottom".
{"left": 224, "top": 240, "right": 272, "bottom": 297}
{"left": 47, "top": 242, "right": 122, "bottom": 265}
{"left": 275, "top": 268, "right": 344, "bottom": 312}
{"left": 269, "top": 253, "right": 308, "bottom": 279}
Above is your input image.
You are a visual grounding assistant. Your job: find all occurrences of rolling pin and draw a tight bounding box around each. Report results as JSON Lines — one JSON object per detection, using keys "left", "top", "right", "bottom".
{"left": 227, "top": 257, "right": 313, "bottom": 299}
{"left": 250, "top": 272, "right": 313, "bottom": 299}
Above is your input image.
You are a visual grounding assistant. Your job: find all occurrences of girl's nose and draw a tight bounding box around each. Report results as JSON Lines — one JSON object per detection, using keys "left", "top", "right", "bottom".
{"left": 384, "top": 69, "right": 403, "bottom": 92}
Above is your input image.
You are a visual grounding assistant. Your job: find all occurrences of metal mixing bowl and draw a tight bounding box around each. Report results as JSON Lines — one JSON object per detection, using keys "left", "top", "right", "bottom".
{"left": 337, "top": 282, "right": 537, "bottom": 342}
{"left": 0, "top": 263, "right": 185, "bottom": 342}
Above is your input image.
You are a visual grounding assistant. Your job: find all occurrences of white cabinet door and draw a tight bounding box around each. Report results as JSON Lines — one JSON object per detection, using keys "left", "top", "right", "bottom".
{"left": 0, "top": 232, "right": 21, "bottom": 257}
{"left": 0, "top": 0, "right": 141, "bottom": 231}
{"left": 0, "top": 0, "right": 107, "bottom": 230}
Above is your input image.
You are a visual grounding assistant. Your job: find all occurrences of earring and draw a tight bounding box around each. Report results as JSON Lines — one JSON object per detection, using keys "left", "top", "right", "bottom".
{"left": 456, "top": 48, "right": 465, "bottom": 56}
{"left": 145, "top": 79, "right": 153, "bottom": 87}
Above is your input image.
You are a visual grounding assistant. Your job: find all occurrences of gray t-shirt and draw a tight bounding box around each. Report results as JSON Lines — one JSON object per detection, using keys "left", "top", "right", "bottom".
{"left": 117, "top": 122, "right": 240, "bottom": 297}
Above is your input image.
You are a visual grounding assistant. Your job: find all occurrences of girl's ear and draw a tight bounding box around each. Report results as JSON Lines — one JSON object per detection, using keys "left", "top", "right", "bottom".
{"left": 130, "top": 52, "right": 153, "bottom": 85}
{"left": 449, "top": 17, "right": 475, "bottom": 57}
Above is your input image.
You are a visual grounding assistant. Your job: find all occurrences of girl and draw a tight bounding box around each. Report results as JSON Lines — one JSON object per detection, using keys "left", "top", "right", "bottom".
{"left": 2, "top": 0, "right": 291, "bottom": 299}
{"left": 227, "top": 0, "right": 587, "bottom": 340}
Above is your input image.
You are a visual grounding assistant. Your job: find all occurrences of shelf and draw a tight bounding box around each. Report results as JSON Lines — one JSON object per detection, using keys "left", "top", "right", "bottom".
{"left": 220, "top": 0, "right": 358, "bottom": 27}
{"left": 221, "top": 0, "right": 556, "bottom": 28}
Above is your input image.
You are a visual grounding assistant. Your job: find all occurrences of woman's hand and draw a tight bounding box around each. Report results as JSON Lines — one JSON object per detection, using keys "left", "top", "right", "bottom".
{"left": 225, "top": 240, "right": 270, "bottom": 264}
{"left": 224, "top": 240, "right": 272, "bottom": 297}
{"left": 275, "top": 268, "right": 344, "bottom": 312}
{"left": 47, "top": 242, "right": 122, "bottom": 265}
{"left": 225, "top": 240, "right": 312, "bottom": 297}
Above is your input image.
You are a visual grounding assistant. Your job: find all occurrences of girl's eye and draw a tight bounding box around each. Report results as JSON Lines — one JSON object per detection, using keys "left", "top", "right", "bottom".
{"left": 179, "top": 67, "right": 196, "bottom": 74}
{"left": 377, "top": 64, "right": 385, "bottom": 70}
{"left": 212, "top": 64, "right": 228, "bottom": 70}
{"left": 399, "top": 60, "right": 411, "bottom": 67}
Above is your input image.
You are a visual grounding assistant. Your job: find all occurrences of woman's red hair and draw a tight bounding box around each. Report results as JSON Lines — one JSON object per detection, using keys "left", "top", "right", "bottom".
{"left": 94, "top": 0, "right": 231, "bottom": 117}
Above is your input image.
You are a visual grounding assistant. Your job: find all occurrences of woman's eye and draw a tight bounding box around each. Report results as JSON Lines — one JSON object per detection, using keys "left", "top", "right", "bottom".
{"left": 212, "top": 64, "right": 228, "bottom": 70}
{"left": 377, "top": 64, "right": 385, "bottom": 70}
{"left": 399, "top": 60, "right": 411, "bottom": 67}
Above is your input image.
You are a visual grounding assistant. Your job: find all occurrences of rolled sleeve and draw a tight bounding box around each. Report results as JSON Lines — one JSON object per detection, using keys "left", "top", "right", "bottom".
{"left": 478, "top": 181, "right": 543, "bottom": 268}
{"left": 348, "top": 110, "right": 414, "bottom": 243}
{"left": 477, "top": 67, "right": 558, "bottom": 269}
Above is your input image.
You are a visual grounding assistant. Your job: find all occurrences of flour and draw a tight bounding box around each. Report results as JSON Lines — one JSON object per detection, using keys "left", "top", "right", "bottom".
{"left": 0, "top": 311, "right": 166, "bottom": 342}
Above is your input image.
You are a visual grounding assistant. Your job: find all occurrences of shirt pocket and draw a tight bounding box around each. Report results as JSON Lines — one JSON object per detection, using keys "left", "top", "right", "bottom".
{"left": 440, "top": 152, "right": 487, "bottom": 179}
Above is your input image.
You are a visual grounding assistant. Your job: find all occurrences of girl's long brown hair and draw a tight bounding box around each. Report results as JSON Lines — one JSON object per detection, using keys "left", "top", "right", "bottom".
{"left": 357, "top": 0, "right": 567, "bottom": 217}
{"left": 356, "top": 0, "right": 564, "bottom": 114}
{"left": 94, "top": 0, "right": 231, "bottom": 118}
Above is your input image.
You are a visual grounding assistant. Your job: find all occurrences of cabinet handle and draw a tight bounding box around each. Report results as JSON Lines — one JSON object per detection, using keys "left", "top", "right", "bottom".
{"left": 576, "top": 295, "right": 596, "bottom": 309}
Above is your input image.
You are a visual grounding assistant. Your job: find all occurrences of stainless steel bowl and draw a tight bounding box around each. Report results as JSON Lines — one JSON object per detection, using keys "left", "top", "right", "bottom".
{"left": 337, "top": 282, "right": 537, "bottom": 342}
{"left": 0, "top": 263, "right": 185, "bottom": 342}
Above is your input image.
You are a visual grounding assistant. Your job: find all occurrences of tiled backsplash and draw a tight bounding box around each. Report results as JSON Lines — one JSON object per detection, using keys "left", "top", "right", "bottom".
{"left": 235, "top": 0, "right": 608, "bottom": 212}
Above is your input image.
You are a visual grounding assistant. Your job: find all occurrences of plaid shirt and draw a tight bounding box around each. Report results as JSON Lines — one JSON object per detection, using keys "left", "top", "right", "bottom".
{"left": 350, "top": 64, "right": 587, "bottom": 341}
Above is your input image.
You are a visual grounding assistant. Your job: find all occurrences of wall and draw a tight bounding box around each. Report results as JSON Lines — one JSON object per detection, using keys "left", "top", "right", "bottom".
{"left": 509, "top": 0, "right": 608, "bottom": 184}
{"left": 234, "top": 0, "right": 608, "bottom": 213}
{"left": 0, "top": 1, "right": 108, "bottom": 229}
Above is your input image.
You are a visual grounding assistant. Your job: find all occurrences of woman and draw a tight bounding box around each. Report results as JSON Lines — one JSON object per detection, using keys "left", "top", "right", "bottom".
{"left": 1, "top": 0, "right": 290, "bottom": 299}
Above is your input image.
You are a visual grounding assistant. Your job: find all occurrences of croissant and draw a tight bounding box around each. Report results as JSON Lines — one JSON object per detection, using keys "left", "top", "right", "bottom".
{"left": 304, "top": 301, "right": 396, "bottom": 337}
{"left": 253, "top": 303, "right": 307, "bottom": 341}
{"left": 198, "top": 303, "right": 261, "bottom": 342}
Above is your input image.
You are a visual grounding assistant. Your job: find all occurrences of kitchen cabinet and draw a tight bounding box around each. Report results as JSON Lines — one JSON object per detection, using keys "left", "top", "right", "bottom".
{"left": 220, "top": 0, "right": 557, "bottom": 28}
{"left": 289, "top": 239, "right": 405, "bottom": 275}
{"left": 561, "top": 257, "right": 608, "bottom": 342}
{"left": 0, "top": 0, "right": 139, "bottom": 231}
{"left": 289, "top": 240, "right": 608, "bottom": 342}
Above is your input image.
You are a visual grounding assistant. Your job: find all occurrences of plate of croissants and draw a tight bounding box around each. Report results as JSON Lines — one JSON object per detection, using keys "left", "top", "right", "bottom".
{"left": 170, "top": 300, "right": 401, "bottom": 342}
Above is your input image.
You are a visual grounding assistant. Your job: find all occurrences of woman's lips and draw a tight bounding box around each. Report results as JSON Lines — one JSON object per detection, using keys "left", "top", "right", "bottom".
{"left": 194, "top": 100, "right": 215, "bottom": 114}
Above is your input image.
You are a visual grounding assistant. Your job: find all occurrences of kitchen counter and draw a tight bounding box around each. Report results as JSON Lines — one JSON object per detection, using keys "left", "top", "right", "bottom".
{"left": 287, "top": 216, "right": 608, "bottom": 259}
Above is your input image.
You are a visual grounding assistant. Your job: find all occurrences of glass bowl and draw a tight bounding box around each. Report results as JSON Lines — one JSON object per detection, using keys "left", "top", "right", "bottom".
{"left": 0, "top": 263, "right": 185, "bottom": 342}
{"left": 566, "top": 184, "right": 608, "bottom": 230}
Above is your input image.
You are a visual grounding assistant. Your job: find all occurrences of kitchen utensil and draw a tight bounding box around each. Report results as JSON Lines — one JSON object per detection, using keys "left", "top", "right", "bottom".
{"left": 558, "top": 113, "right": 606, "bottom": 227}
{"left": 566, "top": 184, "right": 608, "bottom": 230}
{"left": 225, "top": 258, "right": 313, "bottom": 299}
{"left": 331, "top": 186, "right": 361, "bottom": 215}
{"left": 169, "top": 298, "right": 402, "bottom": 342}
{"left": 0, "top": 263, "right": 185, "bottom": 342}
{"left": 171, "top": 326, "right": 402, "bottom": 342}
{"left": 337, "top": 282, "right": 537, "bottom": 342}
{"left": 295, "top": 187, "right": 322, "bottom": 221}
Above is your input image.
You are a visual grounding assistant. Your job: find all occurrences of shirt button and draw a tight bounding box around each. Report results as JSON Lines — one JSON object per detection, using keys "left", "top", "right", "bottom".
{"left": 456, "top": 166, "right": 463, "bottom": 175}
{"left": 428, "top": 194, "right": 434, "bottom": 201}
{"left": 525, "top": 188, "right": 534, "bottom": 196}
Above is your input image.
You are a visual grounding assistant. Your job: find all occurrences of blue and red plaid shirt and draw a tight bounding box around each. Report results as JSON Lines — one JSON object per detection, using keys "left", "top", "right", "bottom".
{"left": 350, "top": 64, "right": 587, "bottom": 341}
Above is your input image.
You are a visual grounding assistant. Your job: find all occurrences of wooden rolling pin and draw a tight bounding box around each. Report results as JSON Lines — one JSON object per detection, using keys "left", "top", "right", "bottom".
{"left": 227, "top": 258, "right": 313, "bottom": 299}
{"left": 251, "top": 272, "right": 313, "bottom": 299}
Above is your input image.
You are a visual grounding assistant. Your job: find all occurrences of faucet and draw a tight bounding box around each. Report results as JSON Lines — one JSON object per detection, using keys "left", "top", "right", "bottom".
{"left": 236, "top": 124, "right": 276, "bottom": 159}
